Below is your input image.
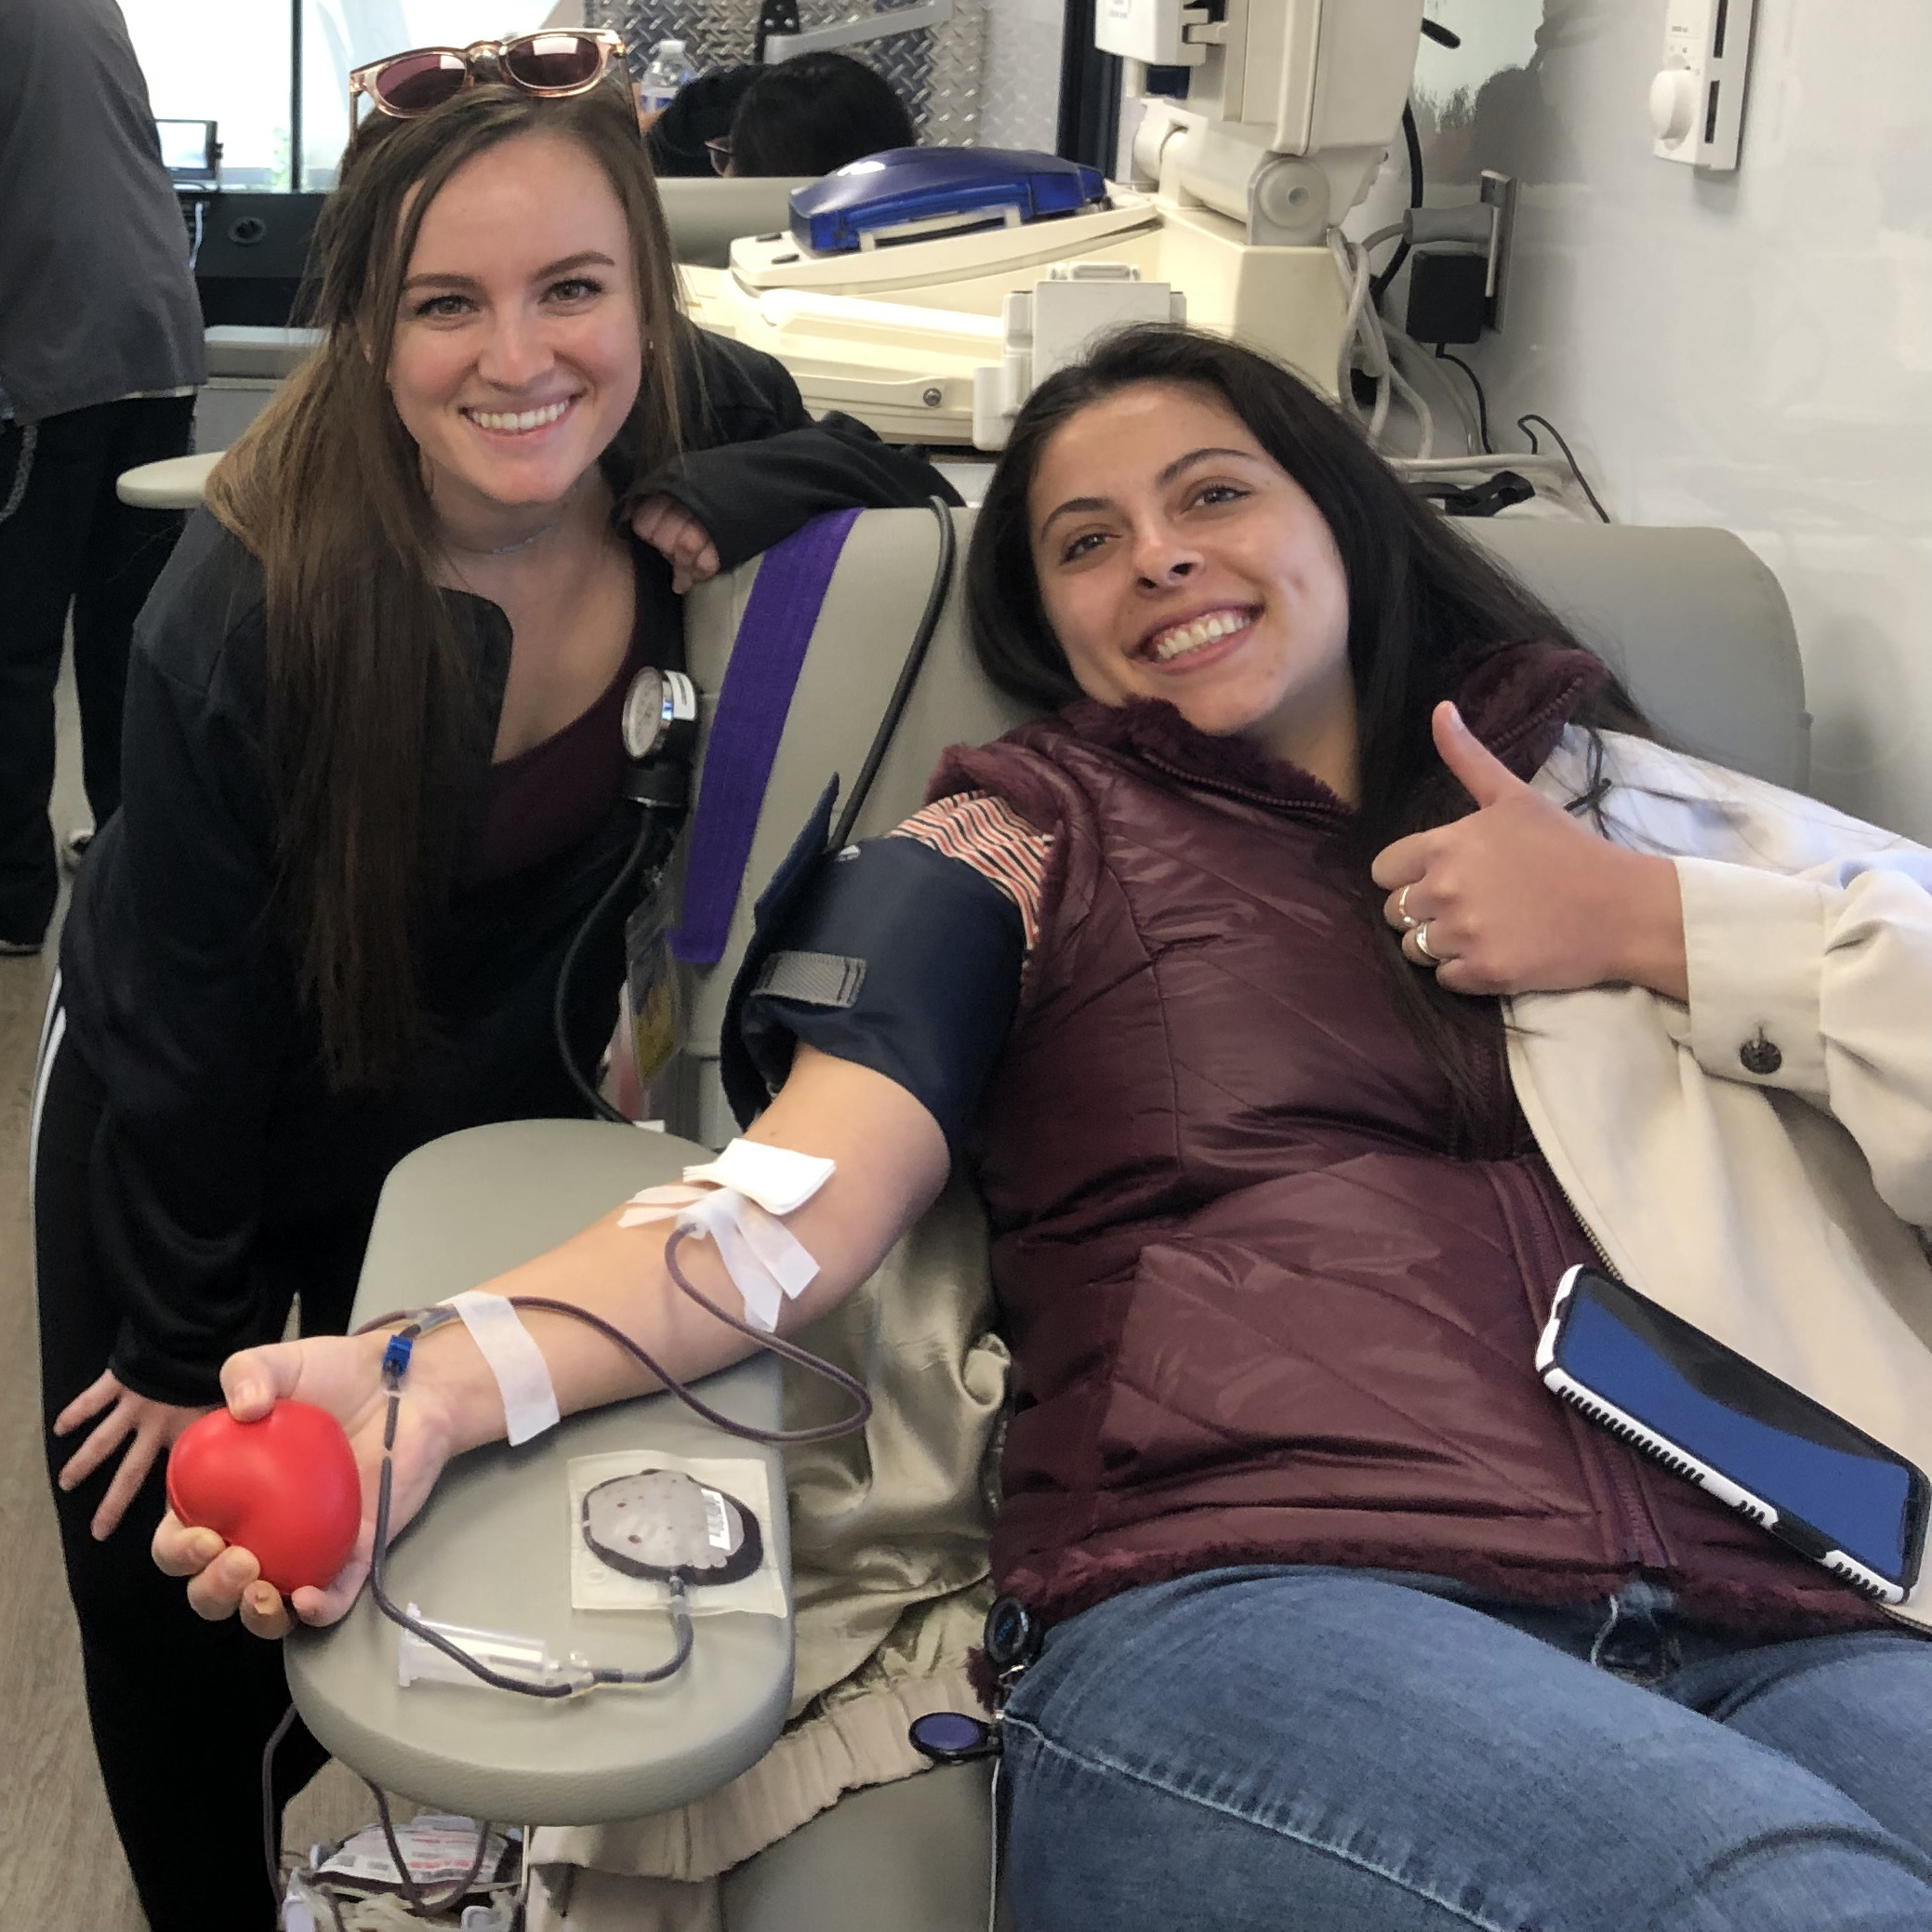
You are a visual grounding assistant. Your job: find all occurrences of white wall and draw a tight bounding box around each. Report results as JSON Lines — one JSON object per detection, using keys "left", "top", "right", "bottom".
{"left": 978, "top": 0, "right": 1064, "bottom": 152}
{"left": 1373, "top": 0, "right": 1932, "bottom": 839}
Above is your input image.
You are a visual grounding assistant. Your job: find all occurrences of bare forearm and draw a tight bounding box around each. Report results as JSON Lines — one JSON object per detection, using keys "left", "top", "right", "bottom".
{"left": 417, "top": 1049, "right": 950, "bottom": 1456}
{"left": 1610, "top": 851, "right": 1689, "bottom": 1002}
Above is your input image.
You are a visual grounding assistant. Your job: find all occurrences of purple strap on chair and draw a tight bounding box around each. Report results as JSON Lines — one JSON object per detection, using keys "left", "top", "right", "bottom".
{"left": 669, "top": 507, "right": 862, "bottom": 965}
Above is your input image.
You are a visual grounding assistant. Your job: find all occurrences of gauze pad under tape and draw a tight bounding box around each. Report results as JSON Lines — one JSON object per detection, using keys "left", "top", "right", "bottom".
{"left": 443, "top": 1290, "right": 560, "bottom": 1446}
{"left": 682, "top": 1140, "right": 833, "bottom": 1216}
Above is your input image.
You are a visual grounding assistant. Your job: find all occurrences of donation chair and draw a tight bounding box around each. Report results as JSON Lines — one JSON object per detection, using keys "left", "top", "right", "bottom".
{"left": 287, "top": 509, "right": 1809, "bottom": 1931}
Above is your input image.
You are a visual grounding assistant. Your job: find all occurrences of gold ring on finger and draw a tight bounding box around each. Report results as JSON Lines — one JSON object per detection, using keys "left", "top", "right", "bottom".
{"left": 1397, "top": 884, "right": 1418, "bottom": 930}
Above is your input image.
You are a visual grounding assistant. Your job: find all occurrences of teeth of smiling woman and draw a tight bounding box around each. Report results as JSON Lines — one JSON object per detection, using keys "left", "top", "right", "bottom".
{"left": 1151, "top": 610, "right": 1249, "bottom": 662}
{"left": 468, "top": 398, "right": 572, "bottom": 432}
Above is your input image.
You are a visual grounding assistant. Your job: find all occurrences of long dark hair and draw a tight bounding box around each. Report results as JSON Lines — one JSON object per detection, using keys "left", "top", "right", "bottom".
{"left": 965, "top": 324, "right": 1646, "bottom": 1134}
{"left": 206, "top": 82, "right": 685, "bottom": 1090}
{"left": 727, "top": 52, "right": 916, "bottom": 176}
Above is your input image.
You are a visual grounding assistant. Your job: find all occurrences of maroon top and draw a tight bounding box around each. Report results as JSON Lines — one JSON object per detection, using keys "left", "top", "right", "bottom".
{"left": 937, "top": 642, "right": 1893, "bottom": 1643}
{"left": 470, "top": 566, "right": 650, "bottom": 885}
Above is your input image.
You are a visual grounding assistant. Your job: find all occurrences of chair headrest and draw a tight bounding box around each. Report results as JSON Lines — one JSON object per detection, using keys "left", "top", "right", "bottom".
{"left": 668, "top": 507, "right": 1806, "bottom": 1142}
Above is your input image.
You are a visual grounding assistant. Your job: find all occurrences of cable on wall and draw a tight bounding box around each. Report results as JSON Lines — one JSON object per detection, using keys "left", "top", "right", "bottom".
{"left": 1435, "top": 346, "right": 1492, "bottom": 454}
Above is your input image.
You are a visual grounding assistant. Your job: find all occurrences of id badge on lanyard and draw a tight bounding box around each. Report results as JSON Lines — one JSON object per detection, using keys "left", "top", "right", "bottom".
{"left": 624, "top": 887, "right": 684, "bottom": 1092}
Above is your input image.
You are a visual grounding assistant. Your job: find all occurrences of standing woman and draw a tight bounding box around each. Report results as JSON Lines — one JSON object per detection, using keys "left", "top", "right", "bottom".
{"left": 33, "top": 46, "right": 948, "bottom": 1932}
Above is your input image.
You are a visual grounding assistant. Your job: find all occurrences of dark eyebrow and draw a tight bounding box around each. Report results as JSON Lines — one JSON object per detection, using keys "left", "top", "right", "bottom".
{"left": 1036, "top": 495, "right": 1109, "bottom": 539}
{"left": 1162, "top": 444, "right": 1255, "bottom": 482}
{"left": 1037, "top": 446, "right": 1265, "bottom": 541}
{"left": 401, "top": 249, "right": 616, "bottom": 294}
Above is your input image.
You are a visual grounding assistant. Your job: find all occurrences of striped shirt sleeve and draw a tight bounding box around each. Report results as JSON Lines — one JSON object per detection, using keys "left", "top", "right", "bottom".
{"left": 888, "top": 791, "right": 1052, "bottom": 953}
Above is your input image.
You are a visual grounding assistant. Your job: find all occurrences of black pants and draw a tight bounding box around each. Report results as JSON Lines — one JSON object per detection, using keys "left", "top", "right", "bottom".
{"left": 33, "top": 1012, "right": 337, "bottom": 1932}
{"left": 0, "top": 393, "right": 195, "bottom": 944}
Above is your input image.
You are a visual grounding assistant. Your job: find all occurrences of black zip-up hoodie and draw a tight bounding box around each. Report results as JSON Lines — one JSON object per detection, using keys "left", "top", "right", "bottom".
{"left": 58, "top": 329, "right": 956, "bottom": 1403}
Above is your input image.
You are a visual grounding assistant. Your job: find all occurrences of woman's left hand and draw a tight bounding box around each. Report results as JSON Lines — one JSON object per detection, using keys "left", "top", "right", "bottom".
{"left": 1371, "top": 702, "right": 1688, "bottom": 1001}
{"left": 54, "top": 1367, "right": 216, "bottom": 1542}
{"left": 631, "top": 495, "right": 721, "bottom": 594}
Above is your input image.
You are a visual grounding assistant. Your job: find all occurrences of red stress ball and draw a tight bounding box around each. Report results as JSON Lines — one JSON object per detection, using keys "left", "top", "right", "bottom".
{"left": 166, "top": 1400, "right": 362, "bottom": 1595}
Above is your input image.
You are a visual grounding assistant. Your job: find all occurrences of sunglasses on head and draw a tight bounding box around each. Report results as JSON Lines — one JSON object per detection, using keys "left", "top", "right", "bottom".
{"left": 349, "top": 30, "right": 629, "bottom": 126}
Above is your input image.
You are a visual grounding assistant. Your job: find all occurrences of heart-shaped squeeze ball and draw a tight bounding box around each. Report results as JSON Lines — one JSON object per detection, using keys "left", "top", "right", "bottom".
{"left": 166, "top": 1400, "right": 362, "bottom": 1595}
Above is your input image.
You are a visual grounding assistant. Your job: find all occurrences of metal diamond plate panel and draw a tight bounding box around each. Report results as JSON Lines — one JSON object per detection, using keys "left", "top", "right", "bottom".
{"left": 591, "top": 0, "right": 991, "bottom": 147}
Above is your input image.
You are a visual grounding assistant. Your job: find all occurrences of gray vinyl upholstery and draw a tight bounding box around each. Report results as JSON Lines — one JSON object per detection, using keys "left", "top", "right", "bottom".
{"left": 720, "top": 1761, "right": 1009, "bottom": 1932}
{"left": 1465, "top": 522, "right": 1809, "bottom": 788}
{"left": 656, "top": 177, "right": 815, "bottom": 268}
{"left": 288, "top": 1126, "right": 794, "bottom": 1828}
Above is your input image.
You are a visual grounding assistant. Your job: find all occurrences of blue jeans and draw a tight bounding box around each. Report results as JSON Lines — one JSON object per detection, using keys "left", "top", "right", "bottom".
{"left": 999, "top": 1568, "right": 1932, "bottom": 1931}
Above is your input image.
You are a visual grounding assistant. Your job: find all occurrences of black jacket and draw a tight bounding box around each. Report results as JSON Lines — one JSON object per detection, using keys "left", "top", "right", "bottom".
{"left": 60, "top": 330, "right": 955, "bottom": 1404}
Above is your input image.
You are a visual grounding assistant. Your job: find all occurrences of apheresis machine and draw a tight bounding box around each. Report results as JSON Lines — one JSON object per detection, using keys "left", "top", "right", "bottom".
{"left": 682, "top": 0, "right": 1427, "bottom": 450}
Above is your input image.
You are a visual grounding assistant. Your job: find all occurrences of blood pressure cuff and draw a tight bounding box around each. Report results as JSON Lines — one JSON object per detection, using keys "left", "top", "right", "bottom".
{"left": 720, "top": 783, "right": 1025, "bottom": 1158}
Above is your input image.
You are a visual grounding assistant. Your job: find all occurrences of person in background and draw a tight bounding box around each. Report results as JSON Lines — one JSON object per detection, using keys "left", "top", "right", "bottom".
{"left": 642, "top": 61, "right": 761, "bottom": 177}
{"left": 719, "top": 49, "right": 917, "bottom": 179}
{"left": 0, "top": 0, "right": 206, "bottom": 949}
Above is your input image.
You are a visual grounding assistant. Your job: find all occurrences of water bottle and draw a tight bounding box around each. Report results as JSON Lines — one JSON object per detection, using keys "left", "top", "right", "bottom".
{"left": 636, "top": 39, "right": 693, "bottom": 116}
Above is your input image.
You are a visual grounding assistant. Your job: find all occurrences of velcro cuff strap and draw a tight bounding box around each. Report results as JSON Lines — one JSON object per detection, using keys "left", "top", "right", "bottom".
{"left": 445, "top": 1290, "right": 561, "bottom": 1447}
{"left": 755, "top": 950, "right": 866, "bottom": 1009}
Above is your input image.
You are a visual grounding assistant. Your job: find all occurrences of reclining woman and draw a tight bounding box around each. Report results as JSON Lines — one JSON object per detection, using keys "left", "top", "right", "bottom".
{"left": 35, "top": 43, "right": 954, "bottom": 1932}
{"left": 160, "top": 325, "right": 1932, "bottom": 1930}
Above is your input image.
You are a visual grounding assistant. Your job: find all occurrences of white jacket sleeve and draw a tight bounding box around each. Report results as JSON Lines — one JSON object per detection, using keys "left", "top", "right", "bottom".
{"left": 1675, "top": 850, "right": 1932, "bottom": 1227}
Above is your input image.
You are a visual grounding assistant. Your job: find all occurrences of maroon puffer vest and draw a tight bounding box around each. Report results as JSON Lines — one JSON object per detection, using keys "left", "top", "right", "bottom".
{"left": 936, "top": 645, "right": 1888, "bottom": 1640}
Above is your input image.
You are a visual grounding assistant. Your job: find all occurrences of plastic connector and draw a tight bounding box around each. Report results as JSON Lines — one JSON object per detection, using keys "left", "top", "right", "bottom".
{"left": 381, "top": 1332, "right": 414, "bottom": 1385}
{"left": 396, "top": 1605, "right": 594, "bottom": 1693}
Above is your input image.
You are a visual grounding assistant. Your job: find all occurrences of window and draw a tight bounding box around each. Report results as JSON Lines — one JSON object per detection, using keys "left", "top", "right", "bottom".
{"left": 123, "top": 0, "right": 293, "bottom": 188}
{"left": 121, "top": 1, "right": 558, "bottom": 192}
{"left": 302, "top": 1, "right": 557, "bottom": 189}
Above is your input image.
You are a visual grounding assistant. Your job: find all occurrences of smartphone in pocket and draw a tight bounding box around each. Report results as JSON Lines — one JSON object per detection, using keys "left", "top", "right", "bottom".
{"left": 1536, "top": 1265, "right": 1929, "bottom": 1604}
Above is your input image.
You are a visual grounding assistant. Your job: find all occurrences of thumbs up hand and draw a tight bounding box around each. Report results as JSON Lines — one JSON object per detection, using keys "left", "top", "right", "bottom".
{"left": 1370, "top": 703, "right": 1688, "bottom": 1000}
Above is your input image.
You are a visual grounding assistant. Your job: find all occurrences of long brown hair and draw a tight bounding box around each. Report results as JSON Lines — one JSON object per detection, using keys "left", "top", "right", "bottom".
{"left": 206, "top": 82, "right": 685, "bottom": 1089}
{"left": 967, "top": 324, "right": 1649, "bottom": 1142}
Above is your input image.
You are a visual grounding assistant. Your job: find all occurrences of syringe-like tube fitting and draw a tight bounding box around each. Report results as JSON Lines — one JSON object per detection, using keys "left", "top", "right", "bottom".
{"left": 396, "top": 1605, "right": 595, "bottom": 1693}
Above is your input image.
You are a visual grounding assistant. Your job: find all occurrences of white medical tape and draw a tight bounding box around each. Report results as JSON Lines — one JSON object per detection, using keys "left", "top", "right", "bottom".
{"left": 682, "top": 1140, "right": 834, "bottom": 1216}
{"left": 617, "top": 1183, "right": 712, "bottom": 1228}
{"left": 677, "top": 1187, "right": 819, "bottom": 1333}
{"left": 444, "top": 1290, "right": 561, "bottom": 1446}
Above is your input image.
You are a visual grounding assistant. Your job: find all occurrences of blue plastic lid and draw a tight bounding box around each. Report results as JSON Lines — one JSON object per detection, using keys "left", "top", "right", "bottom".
{"left": 907, "top": 1710, "right": 997, "bottom": 1762}
{"left": 788, "top": 147, "right": 1108, "bottom": 256}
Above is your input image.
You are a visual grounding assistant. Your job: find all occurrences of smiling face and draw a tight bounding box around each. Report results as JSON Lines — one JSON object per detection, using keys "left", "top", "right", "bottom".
{"left": 1027, "top": 380, "right": 1358, "bottom": 799}
{"left": 386, "top": 128, "right": 643, "bottom": 537}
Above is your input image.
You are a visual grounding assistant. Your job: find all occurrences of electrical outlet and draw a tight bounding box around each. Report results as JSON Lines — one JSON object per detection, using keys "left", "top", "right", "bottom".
{"left": 1479, "top": 170, "right": 1515, "bottom": 333}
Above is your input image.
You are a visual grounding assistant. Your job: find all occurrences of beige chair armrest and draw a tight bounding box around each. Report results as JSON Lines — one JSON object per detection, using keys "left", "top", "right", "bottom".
{"left": 116, "top": 451, "right": 222, "bottom": 509}
{"left": 285, "top": 1119, "right": 794, "bottom": 1825}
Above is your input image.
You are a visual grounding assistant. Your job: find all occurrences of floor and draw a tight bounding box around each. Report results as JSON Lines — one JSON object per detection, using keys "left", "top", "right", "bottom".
{"left": 0, "top": 657, "right": 406, "bottom": 1928}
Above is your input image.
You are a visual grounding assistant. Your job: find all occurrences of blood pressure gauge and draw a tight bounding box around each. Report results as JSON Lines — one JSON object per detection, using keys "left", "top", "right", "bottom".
{"left": 621, "top": 667, "right": 699, "bottom": 766}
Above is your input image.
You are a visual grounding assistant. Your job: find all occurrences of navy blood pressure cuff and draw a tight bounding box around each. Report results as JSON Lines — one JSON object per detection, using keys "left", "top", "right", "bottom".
{"left": 721, "top": 785, "right": 1025, "bottom": 1158}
